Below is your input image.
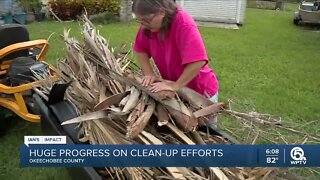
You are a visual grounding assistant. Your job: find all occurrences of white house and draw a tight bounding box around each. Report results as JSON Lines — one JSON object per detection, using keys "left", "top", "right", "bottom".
{"left": 176, "top": 0, "right": 247, "bottom": 24}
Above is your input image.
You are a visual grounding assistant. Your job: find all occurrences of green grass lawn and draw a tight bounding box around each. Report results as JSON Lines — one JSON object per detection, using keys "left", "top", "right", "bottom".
{"left": 1, "top": 5, "right": 320, "bottom": 179}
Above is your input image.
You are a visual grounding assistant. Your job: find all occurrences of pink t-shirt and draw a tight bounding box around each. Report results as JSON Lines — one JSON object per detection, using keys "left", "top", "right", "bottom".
{"left": 133, "top": 7, "right": 219, "bottom": 96}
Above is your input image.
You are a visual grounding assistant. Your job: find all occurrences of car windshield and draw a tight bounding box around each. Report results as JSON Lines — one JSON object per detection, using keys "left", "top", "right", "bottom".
{"left": 300, "top": 1, "right": 320, "bottom": 11}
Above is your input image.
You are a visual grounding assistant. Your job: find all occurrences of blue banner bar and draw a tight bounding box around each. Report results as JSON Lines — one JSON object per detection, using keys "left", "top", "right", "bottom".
{"left": 20, "top": 144, "right": 320, "bottom": 167}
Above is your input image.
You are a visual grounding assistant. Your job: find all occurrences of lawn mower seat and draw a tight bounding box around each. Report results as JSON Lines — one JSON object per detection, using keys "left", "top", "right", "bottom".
{"left": 0, "top": 24, "right": 30, "bottom": 62}
{"left": 0, "top": 24, "right": 58, "bottom": 122}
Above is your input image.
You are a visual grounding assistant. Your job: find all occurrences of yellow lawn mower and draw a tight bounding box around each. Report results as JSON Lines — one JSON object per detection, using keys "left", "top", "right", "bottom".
{"left": 0, "top": 24, "right": 58, "bottom": 123}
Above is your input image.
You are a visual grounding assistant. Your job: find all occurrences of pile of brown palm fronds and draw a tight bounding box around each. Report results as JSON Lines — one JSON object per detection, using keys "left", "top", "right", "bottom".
{"left": 34, "top": 16, "right": 320, "bottom": 179}
{"left": 221, "top": 109, "right": 320, "bottom": 144}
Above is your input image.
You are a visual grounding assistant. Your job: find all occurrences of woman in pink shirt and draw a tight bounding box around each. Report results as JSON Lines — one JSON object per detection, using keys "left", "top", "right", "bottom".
{"left": 133, "top": 0, "right": 219, "bottom": 103}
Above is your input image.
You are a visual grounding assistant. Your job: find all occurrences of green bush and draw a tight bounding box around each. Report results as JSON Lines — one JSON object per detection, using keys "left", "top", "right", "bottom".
{"left": 89, "top": 11, "right": 119, "bottom": 24}
{"left": 17, "top": 0, "right": 42, "bottom": 13}
{"left": 81, "top": 0, "right": 120, "bottom": 15}
{"left": 49, "top": 0, "right": 120, "bottom": 21}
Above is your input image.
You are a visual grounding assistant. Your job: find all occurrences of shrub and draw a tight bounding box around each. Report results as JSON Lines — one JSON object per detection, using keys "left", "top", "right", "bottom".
{"left": 89, "top": 11, "right": 119, "bottom": 24}
{"left": 49, "top": 1, "right": 84, "bottom": 20}
{"left": 81, "top": 0, "right": 120, "bottom": 15}
{"left": 49, "top": 0, "right": 120, "bottom": 21}
{"left": 17, "top": 0, "right": 42, "bottom": 13}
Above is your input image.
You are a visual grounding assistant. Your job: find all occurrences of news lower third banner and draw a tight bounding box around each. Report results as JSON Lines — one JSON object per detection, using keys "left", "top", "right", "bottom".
{"left": 20, "top": 136, "right": 320, "bottom": 167}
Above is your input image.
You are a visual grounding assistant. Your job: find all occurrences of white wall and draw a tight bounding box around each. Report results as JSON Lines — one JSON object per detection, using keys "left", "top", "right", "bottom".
{"left": 176, "top": 0, "right": 246, "bottom": 24}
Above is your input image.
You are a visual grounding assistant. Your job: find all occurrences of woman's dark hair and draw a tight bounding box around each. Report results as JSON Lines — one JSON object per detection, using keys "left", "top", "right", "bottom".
{"left": 132, "top": 0, "right": 178, "bottom": 38}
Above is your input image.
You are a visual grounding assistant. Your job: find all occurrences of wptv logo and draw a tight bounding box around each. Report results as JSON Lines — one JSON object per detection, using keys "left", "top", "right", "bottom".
{"left": 290, "top": 147, "right": 307, "bottom": 165}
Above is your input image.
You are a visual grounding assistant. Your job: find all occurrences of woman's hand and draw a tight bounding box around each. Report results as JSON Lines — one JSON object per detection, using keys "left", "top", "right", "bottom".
{"left": 149, "top": 81, "right": 179, "bottom": 93}
{"left": 135, "top": 52, "right": 159, "bottom": 87}
{"left": 141, "top": 75, "right": 159, "bottom": 87}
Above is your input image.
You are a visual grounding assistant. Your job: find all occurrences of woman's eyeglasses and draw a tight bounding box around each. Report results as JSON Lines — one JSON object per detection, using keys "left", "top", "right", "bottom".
{"left": 135, "top": 14, "right": 157, "bottom": 25}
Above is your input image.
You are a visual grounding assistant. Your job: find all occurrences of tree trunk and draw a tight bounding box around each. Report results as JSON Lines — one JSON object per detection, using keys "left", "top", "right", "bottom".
{"left": 275, "top": 1, "right": 284, "bottom": 11}
{"left": 120, "top": 0, "right": 132, "bottom": 22}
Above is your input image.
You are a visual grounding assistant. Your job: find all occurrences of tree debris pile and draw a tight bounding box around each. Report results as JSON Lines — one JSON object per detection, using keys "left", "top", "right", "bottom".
{"left": 34, "top": 16, "right": 320, "bottom": 179}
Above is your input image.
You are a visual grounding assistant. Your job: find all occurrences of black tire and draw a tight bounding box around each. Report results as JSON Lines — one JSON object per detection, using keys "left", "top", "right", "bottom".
{"left": 294, "top": 17, "right": 302, "bottom": 26}
{"left": 0, "top": 108, "right": 15, "bottom": 137}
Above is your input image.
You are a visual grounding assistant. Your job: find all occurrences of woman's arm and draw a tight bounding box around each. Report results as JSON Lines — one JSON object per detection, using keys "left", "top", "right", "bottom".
{"left": 150, "top": 60, "right": 206, "bottom": 92}
{"left": 135, "top": 52, "right": 154, "bottom": 76}
{"left": 174, "top": 60, "right": 206, "bottom": 90}
{"left": 135, "top": 52, "right": 158, "bottom": 86}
